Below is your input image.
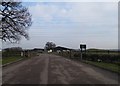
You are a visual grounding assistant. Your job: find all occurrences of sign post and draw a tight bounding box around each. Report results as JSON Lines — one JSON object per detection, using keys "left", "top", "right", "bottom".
{"left": 21, "top": 52, "right": 23, "bottom": 57}
{"left": 80, "top": 44, "right": 86, "bottom": 60}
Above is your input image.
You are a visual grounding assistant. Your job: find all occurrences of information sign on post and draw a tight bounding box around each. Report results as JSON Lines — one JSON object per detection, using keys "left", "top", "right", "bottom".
{"left": 80, "top": 44, "right": 86, "bottom": 60}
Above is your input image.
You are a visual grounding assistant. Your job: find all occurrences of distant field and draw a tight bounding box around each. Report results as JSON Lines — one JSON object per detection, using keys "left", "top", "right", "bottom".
{"left": 87, "top": 52, "right": 118, "bottom": 54}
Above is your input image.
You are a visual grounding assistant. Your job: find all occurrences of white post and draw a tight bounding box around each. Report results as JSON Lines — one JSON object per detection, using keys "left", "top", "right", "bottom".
{"left": 21, "top": 52, "right": 23, "bottom": 57}
{"left": 81, "top": 52, "right": 82, "bottom": 60}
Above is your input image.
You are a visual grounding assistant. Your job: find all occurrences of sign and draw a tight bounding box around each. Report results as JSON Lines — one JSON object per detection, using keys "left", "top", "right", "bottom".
{"left": 80, "top": 44, "right": 86, "bottom": 60}
{"left": 80, "top": 45, "right": 86, "bottom": 49}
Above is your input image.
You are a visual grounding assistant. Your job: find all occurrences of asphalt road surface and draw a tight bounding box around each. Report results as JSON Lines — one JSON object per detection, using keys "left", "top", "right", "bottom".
{"left": 2, "top": 54, "right": 119, "bottom": 84}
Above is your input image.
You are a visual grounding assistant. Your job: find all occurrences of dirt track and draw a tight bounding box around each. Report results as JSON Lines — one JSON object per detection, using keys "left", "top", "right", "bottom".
{"left": 2, "top": 54, "right": 119, "bottom": 84}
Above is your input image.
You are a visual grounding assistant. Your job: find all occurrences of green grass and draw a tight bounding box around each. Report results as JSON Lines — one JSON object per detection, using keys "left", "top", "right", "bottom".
{"left": 84, "top": 60, "right": 120, "bottom": 74}
{"left": 2, "top": 56, "right": 23, "bottom": 65}
{"left": 54, "top": 51, "right": 120, "bottom": 74}
{"left": 0, "top": 59, "right": 2, "bottom": 65}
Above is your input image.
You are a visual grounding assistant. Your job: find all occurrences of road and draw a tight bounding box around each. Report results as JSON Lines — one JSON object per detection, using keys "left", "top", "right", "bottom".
{"left": 2, "top": 54, "right": 119, "bottom": 84}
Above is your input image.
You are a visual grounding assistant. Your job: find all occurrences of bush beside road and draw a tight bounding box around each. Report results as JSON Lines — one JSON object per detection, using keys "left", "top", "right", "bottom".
{"left": 2, "top": 48, "right": 38, "bottom": 65}
{"left": 54, "top": 50, "right": 120, "bottom": 74}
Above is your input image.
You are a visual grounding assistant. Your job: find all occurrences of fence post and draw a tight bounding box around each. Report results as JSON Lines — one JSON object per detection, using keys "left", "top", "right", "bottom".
{"left": 70, "top": 50, "right": 71, "bottom": 58}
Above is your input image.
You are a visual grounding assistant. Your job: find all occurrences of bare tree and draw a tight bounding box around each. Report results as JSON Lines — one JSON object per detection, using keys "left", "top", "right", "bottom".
{"left": 0, "top": 0, "right": 32, "bottom": 42}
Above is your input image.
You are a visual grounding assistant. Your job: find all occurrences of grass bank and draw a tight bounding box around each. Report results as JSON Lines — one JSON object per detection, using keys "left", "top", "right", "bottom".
{"left": 2, "top": 56, "right": 24, "bottom": 65}
{"left": 83, "top": 60, "right": 120, "bottom": 74}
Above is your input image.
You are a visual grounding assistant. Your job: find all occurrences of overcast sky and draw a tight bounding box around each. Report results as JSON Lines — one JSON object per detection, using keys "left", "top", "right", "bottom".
{"left": 2, "top": 1, "right": 118, "bottom": 49}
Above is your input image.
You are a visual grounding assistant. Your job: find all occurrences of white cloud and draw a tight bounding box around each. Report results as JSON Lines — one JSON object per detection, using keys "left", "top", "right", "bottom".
{"left": 29, "top": 2, "right": 117, "bottom": 24}
{"left": 29, "top": 4, "right": 53, "bottom": 22}
{"left": 67, "top": 2, "right": 117, "bottom": 23}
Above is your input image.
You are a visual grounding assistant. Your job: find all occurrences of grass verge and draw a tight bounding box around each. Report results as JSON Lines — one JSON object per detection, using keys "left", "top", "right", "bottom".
{"left": 2, "top": 56, "right": 24, "bottom": 65}
{"left": 84, "top": 60, "right": 120, "bottom": 74}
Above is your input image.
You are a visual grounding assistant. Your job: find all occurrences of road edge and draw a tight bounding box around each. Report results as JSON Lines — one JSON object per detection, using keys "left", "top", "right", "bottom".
{"left": 2, "top": 58, "right": 26, "bottom": 67}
